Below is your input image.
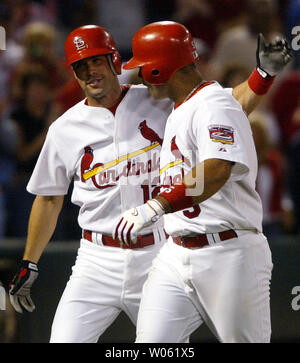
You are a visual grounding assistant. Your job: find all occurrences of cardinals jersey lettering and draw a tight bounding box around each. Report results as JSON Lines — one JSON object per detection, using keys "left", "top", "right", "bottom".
{"left": 27, "top": 85, "right": 173, "bottom": 234}
{"left": 160, "top": 82, "right": 263, "bottom": 235}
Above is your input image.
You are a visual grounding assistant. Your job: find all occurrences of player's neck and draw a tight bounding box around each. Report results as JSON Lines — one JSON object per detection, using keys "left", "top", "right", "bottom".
{"left": 86, "top": 85, "right": 123, "bottom": 109}
{"left": 168, "top": 70, "right": 204, "bottom": 105}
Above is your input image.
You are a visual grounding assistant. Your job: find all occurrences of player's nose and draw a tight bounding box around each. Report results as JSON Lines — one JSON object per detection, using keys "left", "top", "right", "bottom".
{"left": 87, "top": 66, "right": 98, "bottom": 77}
{"left": 85, "top": 60, "right": 100, "bottom": 76}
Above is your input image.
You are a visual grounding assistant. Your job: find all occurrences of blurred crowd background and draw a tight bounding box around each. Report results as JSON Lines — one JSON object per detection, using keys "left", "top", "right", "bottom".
{"left": 0, "top": 0, "right": 300, "bottom": 344}
{"left": 0, "top": 0, "right": 300, "bottom": 243}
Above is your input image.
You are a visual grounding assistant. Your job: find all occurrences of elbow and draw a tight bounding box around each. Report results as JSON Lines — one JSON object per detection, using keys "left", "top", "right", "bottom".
{"left": 37, "top": 195, "right": 64, "bottom": 209}
{"left": 216, "top": 160, "right": 233, "bottom": 183}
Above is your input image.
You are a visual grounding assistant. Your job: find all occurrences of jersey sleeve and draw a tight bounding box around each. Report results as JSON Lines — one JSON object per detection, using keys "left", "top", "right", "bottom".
{"left": 26, "top": 127, "right": 71, "bottom": 195}
{"left": 193, "top": 96, "right": 251, "bottom": 181}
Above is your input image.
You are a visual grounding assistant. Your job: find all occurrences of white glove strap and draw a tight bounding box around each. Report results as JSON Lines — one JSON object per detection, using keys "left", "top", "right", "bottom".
{"left": 256, "top": 66, "right": 268, "bottom": 79}
{"left": 146, "top": 199, "right": 165, "bottom": 218}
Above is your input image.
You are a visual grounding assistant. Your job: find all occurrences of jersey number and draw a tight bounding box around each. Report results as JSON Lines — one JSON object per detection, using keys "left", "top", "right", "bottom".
{"left": 183, "top": 205, "right": 201, "bottom": 219}
{"left": 141, "top": 185, "right": 161, "bottom": 201}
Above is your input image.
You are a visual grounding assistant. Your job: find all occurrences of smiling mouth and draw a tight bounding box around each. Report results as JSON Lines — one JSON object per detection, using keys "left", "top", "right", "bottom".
{"left": 87, "top": 78, "right": 102, "bottom": 87}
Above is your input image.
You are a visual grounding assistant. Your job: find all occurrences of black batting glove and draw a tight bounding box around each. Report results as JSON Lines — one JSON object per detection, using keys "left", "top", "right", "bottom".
{"left": 9, "top": 260, "right": 38, "bottom": 313}
{"left": 256, "top": 33, "right": 293, "bottom": 77}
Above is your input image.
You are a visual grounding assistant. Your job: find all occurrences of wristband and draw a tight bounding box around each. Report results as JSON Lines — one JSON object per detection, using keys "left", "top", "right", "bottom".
{"left": 248, "top": 67, "right": 275, "bottom": 95}
{"left": 21, "top": 260, "right": 38, "bottom": 271}
{"left": 159, "top": 183, "right": 194, "bottom": 213}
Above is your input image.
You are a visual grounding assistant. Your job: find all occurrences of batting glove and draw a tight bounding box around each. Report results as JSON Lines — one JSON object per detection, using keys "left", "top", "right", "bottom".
{"left": 113, "top": 199, "right": 165, "bottom": 245}
{"left": 9, "top": 260, "right": 38, "bottom": 313}
{"left": 256, "top": 33, "right": 292, "bottom": 77}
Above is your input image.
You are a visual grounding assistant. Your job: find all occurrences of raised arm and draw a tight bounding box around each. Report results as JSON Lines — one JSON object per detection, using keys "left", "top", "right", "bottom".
{"left": 232, "top": 34, "right": 292, "bottom": 115}
{"left": 232, "top": 80, "right": 262, "bottom": 116}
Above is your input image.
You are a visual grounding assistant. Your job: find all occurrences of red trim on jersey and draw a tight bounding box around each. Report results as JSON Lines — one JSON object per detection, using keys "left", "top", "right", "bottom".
{"left": 109, "top": 85, "right": 131, "bottom": 115}
{"left": 84, "top": 84, "right": 131, "bottom": 115}
{"left": 175, "top": 81, "right": 214, "bottom": 109}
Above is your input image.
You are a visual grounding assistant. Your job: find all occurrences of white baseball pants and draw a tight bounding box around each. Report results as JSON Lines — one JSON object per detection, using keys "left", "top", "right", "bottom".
{"left": 50, "top": 231, "right": 165, "bottom": 343}
{"left": 136, "top": 231, "right": 273, "bottom": 343}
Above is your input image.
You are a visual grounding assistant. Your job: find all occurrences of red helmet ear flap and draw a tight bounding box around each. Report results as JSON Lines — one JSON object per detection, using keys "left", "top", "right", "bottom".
{"left": 140, "top": 63, "right": 176, "bottom": 85}
{"left": 110, "top": 50, "right": 122, "bottom": 75}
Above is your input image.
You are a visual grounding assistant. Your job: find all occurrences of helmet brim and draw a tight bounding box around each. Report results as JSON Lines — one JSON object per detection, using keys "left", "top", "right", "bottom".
{"left": 123, "top": 57, "right": 145, "bottom": 70}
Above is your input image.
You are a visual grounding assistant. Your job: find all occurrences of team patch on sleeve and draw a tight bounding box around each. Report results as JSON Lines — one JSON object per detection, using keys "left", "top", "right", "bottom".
{"left": 208, "top": 125, "right": 234, "bottom": 145}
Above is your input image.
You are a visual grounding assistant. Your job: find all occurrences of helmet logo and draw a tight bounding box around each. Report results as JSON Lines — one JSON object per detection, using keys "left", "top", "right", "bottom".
{"left": 73, "top": 36, "right": 87, "bottom": 51}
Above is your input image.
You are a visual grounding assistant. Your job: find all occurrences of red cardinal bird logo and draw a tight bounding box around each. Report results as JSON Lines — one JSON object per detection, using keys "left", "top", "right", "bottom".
{"left": 171, "top": 136, "right": 191, "bottom": 167}
{"left": 138, "top": 120, "right": 163, "bottom": 146}
{"left": 81, "top": 146, "right": 94, "bottom": 182}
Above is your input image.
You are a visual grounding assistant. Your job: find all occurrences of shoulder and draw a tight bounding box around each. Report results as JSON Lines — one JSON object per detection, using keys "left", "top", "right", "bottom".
{"left": 125, "top": 84, "right": 156, "bottom": 103}
{"left": 127, "top": 83, "right": 148, "bottom": 92}
{"left": 189, "top": 82, "right": 249, "bottom": 133}
{"left": 49, "top": 99, "right": 86, "bottom": 134}
{"left": 125, "top": 83, "right": 174, "bottom": 111}
{"left": 206, "top": 82, "right": 243, "bottom": 112}
{"left": 190, "top": 82, "right": 240, "bottom": 111}
{"left": 124, "top": 83, "right": 149, "bottom": 98}
{"left": 57, "top": 98, "right": 86, "bottom": 122}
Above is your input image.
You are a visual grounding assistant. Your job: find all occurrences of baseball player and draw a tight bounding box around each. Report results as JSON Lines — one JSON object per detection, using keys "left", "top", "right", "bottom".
{"left": 8, "top": 24, "right": 290, "bottom": 343}
{"left": 114, "top": 21, "right": 292, "bottom": 343}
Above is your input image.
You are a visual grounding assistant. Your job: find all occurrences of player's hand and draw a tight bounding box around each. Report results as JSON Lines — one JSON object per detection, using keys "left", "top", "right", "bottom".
{"left": 113, "top": 199, "right": 165, "bottom": 245}
{"left": 256, "top": 33, "right": 293, "bottom": 77}
{"left": 9, "top": 260, "right": 38, "bottom": 313}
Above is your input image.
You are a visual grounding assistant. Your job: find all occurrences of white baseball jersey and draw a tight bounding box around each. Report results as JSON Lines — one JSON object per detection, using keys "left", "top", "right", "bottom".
{"left": 27, "top": 84, "right": 173, "bottom": 342}
{"left": 136, "top": 82, "right": 272, "bottom": 344}
{"left": 160, "top": 81, "right": 263, "bottom": 235}
{"left": 27, "top": 85, "right": 173, "bottom": 235}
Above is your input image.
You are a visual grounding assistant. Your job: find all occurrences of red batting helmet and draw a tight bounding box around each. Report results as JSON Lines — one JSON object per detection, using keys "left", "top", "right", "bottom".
{"left": 123, "top": 21, "right": 199, "bottom": 85}
{"left": 64, "top": 25, "right": 122, "bottom": 74}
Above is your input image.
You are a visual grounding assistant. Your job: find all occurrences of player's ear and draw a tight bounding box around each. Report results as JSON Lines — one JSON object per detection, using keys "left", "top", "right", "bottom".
{"left": 72, "top": 68, "right": 79, "bottom": 81}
